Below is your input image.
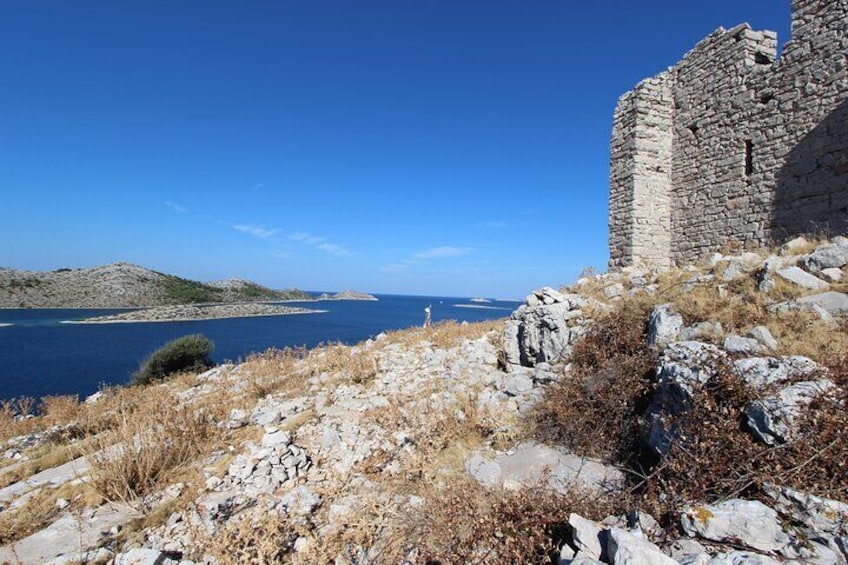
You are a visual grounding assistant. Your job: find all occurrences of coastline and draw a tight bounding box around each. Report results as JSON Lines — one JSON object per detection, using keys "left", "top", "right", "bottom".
{"left": 63, "top": 304, "right": 328, "bottom": 324}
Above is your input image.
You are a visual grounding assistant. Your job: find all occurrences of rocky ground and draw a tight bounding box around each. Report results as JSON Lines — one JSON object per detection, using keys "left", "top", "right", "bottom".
{"left": 0, "top": 264, "right": 311, "bottom": 308}
{"left": 70, "top": 304, "right": 326, "bottom": 324}
{"left": 0, "top": 236, "right": 846, "bottom": 564}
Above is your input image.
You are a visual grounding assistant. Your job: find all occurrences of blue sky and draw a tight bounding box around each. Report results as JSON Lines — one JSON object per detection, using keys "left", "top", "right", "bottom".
{"left": 1, "top": 1, "right": 791, "bottom": 298}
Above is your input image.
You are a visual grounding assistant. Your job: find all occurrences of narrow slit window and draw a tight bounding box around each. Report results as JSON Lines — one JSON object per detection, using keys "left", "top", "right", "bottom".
{"left": 744, "top": 140, "right": 754, "bottom": 177}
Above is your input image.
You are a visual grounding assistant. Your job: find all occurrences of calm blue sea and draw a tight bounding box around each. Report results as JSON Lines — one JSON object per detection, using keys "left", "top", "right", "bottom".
{"left": 0, "top": 295, "right": 516, "bottom": 401}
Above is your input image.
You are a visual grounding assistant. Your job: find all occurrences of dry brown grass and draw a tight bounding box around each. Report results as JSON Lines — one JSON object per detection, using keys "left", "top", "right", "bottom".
{"left": 0, "top": 397, "right": 37, "bottom": 443}
{"left": 379, "top": 319, "right": 502, "bottom": 350}
{"left": 39, "top": 394, "right": 83, "bottom": 427}
{"left": 200, "top": 510, "right": 299, "bottom": 564}
{"left": 648, "top": 269, "right": 848, "bottom": 364}
{"left": 84, "top": 390, "right": 222, "bottom": 504}
{"left": 306, "top": 343, "right": 379, "bottom": 385}
{"left": 239, "top": 346, "right": 309, "bottom": 400}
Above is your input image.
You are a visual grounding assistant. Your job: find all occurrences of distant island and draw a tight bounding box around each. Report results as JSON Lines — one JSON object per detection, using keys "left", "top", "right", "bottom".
{"left": 67, "top": 303, "right": 325, "bottom": 324}
{"left": 0, "top": 263, "right": 311, "bottom": 309}
{"left": 317, "top": 290, "right": 378, "bottom": 301}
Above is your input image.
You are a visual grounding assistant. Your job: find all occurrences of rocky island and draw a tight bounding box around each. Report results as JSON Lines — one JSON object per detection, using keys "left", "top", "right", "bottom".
{"left": 316, "top": 290, "right": 378, "bottom": 301}
{"left": 0, "top": 263, "right": 311, "bottom": 309}
{"left": 67, "top": 303, "right": 326, "bottom": 324}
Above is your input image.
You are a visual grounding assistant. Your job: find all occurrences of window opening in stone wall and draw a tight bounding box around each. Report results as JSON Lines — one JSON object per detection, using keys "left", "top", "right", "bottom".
{"left": 744, "top": 140, "right": 754, "bottom": 178}
{"left": 687, "top": 122, "right": 699, "bottom": 139}
{"left": 754, "top": 51, "right": 772, "bottom": 65}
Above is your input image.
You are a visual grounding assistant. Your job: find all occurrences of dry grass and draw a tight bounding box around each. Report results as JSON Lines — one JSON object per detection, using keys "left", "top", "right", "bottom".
{"left": 306, "top": 343, "right": 379, "bottom": 385}
{"left": 84, "top": 390, "right": 221, "bottom": 504}
{"left": 239, "top": 346, "right": 309, "bottom": 400}
{"left": 649, "top": 269, "right": 848, "bottom": 364}
{"left": 39, "top": 394, "right": 83, "bottom": 427}
{"left": 0, "top": 397, "right": 37, "bottom": 443}
{"left": 200, "top": 510, "right": 299, "bottom": 564}
{"left": 379, "top": 319, "right": 502, "bottom": 350}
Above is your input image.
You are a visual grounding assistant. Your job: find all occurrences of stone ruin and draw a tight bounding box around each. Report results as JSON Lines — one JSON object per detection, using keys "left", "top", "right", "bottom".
{"left": 609, "top": 0, "right": 848, "bottom": 269}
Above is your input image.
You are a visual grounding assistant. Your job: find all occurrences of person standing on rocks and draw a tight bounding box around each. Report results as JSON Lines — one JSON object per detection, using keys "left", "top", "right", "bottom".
{"left": 423, "top": 305, "right": 432, "bottom": 328}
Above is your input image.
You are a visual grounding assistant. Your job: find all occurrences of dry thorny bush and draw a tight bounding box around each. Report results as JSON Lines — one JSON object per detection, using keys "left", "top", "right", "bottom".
{"left": 532, "top": 285, "right": 848, "bottom": 530}
{"left": 532, "top": 298, "right": 656, "bottom": 462}
{"left": 397, "top": 477, "right": 620, "bottom": 565}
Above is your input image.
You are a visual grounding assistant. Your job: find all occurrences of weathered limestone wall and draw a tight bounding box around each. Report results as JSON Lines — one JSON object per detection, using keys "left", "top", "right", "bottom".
{"left": 609, "top": 0, "right": 848, "bottom": 269}
{"left": 608, "top": 74, "right": 674, "bottom": 269}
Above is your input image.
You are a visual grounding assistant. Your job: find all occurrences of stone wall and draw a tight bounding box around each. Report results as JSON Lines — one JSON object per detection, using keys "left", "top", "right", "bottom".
{"left": 609, "top": 0, "right": 848, "bottom": 269}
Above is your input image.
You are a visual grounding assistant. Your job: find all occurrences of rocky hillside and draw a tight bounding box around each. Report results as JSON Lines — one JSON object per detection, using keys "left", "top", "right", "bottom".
{"left": 0, "top": 263, "right": 311, "bottom": 308}
{"left": 0, "top": 236, "right": 846, "bottom": 564}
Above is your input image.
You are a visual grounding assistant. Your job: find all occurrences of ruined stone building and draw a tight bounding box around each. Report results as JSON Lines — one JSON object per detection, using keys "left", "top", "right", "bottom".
{"left": 608, "top": 0, "right": 848, "bottom": 269}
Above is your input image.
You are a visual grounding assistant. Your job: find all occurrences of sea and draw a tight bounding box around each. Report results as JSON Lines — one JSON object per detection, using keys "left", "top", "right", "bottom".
{"left": 0, "top": 295, "right": 518, "bottom": 402}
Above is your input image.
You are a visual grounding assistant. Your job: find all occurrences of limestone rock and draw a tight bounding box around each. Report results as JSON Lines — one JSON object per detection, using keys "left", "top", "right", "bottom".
{"left": 764, "top": 484, "right": 848, "bottom": 535}
{"left": 113, "top": 548, "right": 180, "bottom": 565}
{"left": 680, "top": 499, "right": 789, "bottom": 552}
{"left": 603, "top": 283, "right": 626, "bottom": 299}
{"left": 699, "top": 552, "right": 780, "bottom": 564}
{"left": 796, "top": 291, "right": 848, "bottom": 315}
{"left": 606, "top": 527, "right": 677, "bottom": 564}
{"left": 781, "top": 236, "right": 810, "bottom": 254}
{"left": 745, "top": 379, "right": 836, "bottom": 445}
{"left": 720, "top": 253, "right": 763, "bottom": 281}
{"left": 802, "top": 238, "right": 848, "bottom": 273}
{"left": 734, "top": 355, "right": 820, "bottom": 388}
{"left": 746, "top": 326, "right": 778, "bottom": 351}
{"left": 647, "top": 304, "right": 683, "bottom": 348}
{"left": 666, "top": 538, "right": 706, "bottom": 562}
{"left": 279, "top": 485, "right": 321, "bottom": 517}
{"left": 465, "top": 441, "right": 624, "bottom": 494}
{"left": 644, "top": 341, "right": 727, "bottom": 454}
{"left": 679, "top": 321, "right": 723, "bottom": 341}
{"left": 723, "top": 335, "right": 765, "bottom": 355}
{"left": 820, "top": 267, "right": 845, "bottom": 283}
{"left": 776, "top": 266, "right": 830, "bottom": 291}
{"left": 568, "top": 513, "right": 606, "bottom": 560}
{"left": 503, "top": 296, "right": 586, "bottom": 367}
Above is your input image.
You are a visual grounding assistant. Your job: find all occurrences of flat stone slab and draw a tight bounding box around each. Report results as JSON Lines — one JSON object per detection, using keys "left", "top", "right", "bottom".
{"left": 796, "top": 291, "right": 848, "bottom": 315}
{"left": 0, "top": 503, "right": 139, "bottom": 563}
{"left": 466, "top": 441, "right": 623, "bottom": 494}
{"left": 776, "top": 266, "right": 830, "bottom": 291}
{"left": 0, "top": 455, "right": 89, "bottom": 504}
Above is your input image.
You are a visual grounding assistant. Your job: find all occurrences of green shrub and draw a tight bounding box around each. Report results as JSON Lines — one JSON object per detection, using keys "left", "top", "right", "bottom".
{"left": 132, "top": 334, "right": 215, "bottom": 386}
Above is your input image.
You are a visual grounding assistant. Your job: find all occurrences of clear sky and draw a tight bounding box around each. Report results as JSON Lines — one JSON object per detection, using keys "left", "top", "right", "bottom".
{"left": 1, "top": 1, "right": 792, "bottom": 298}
